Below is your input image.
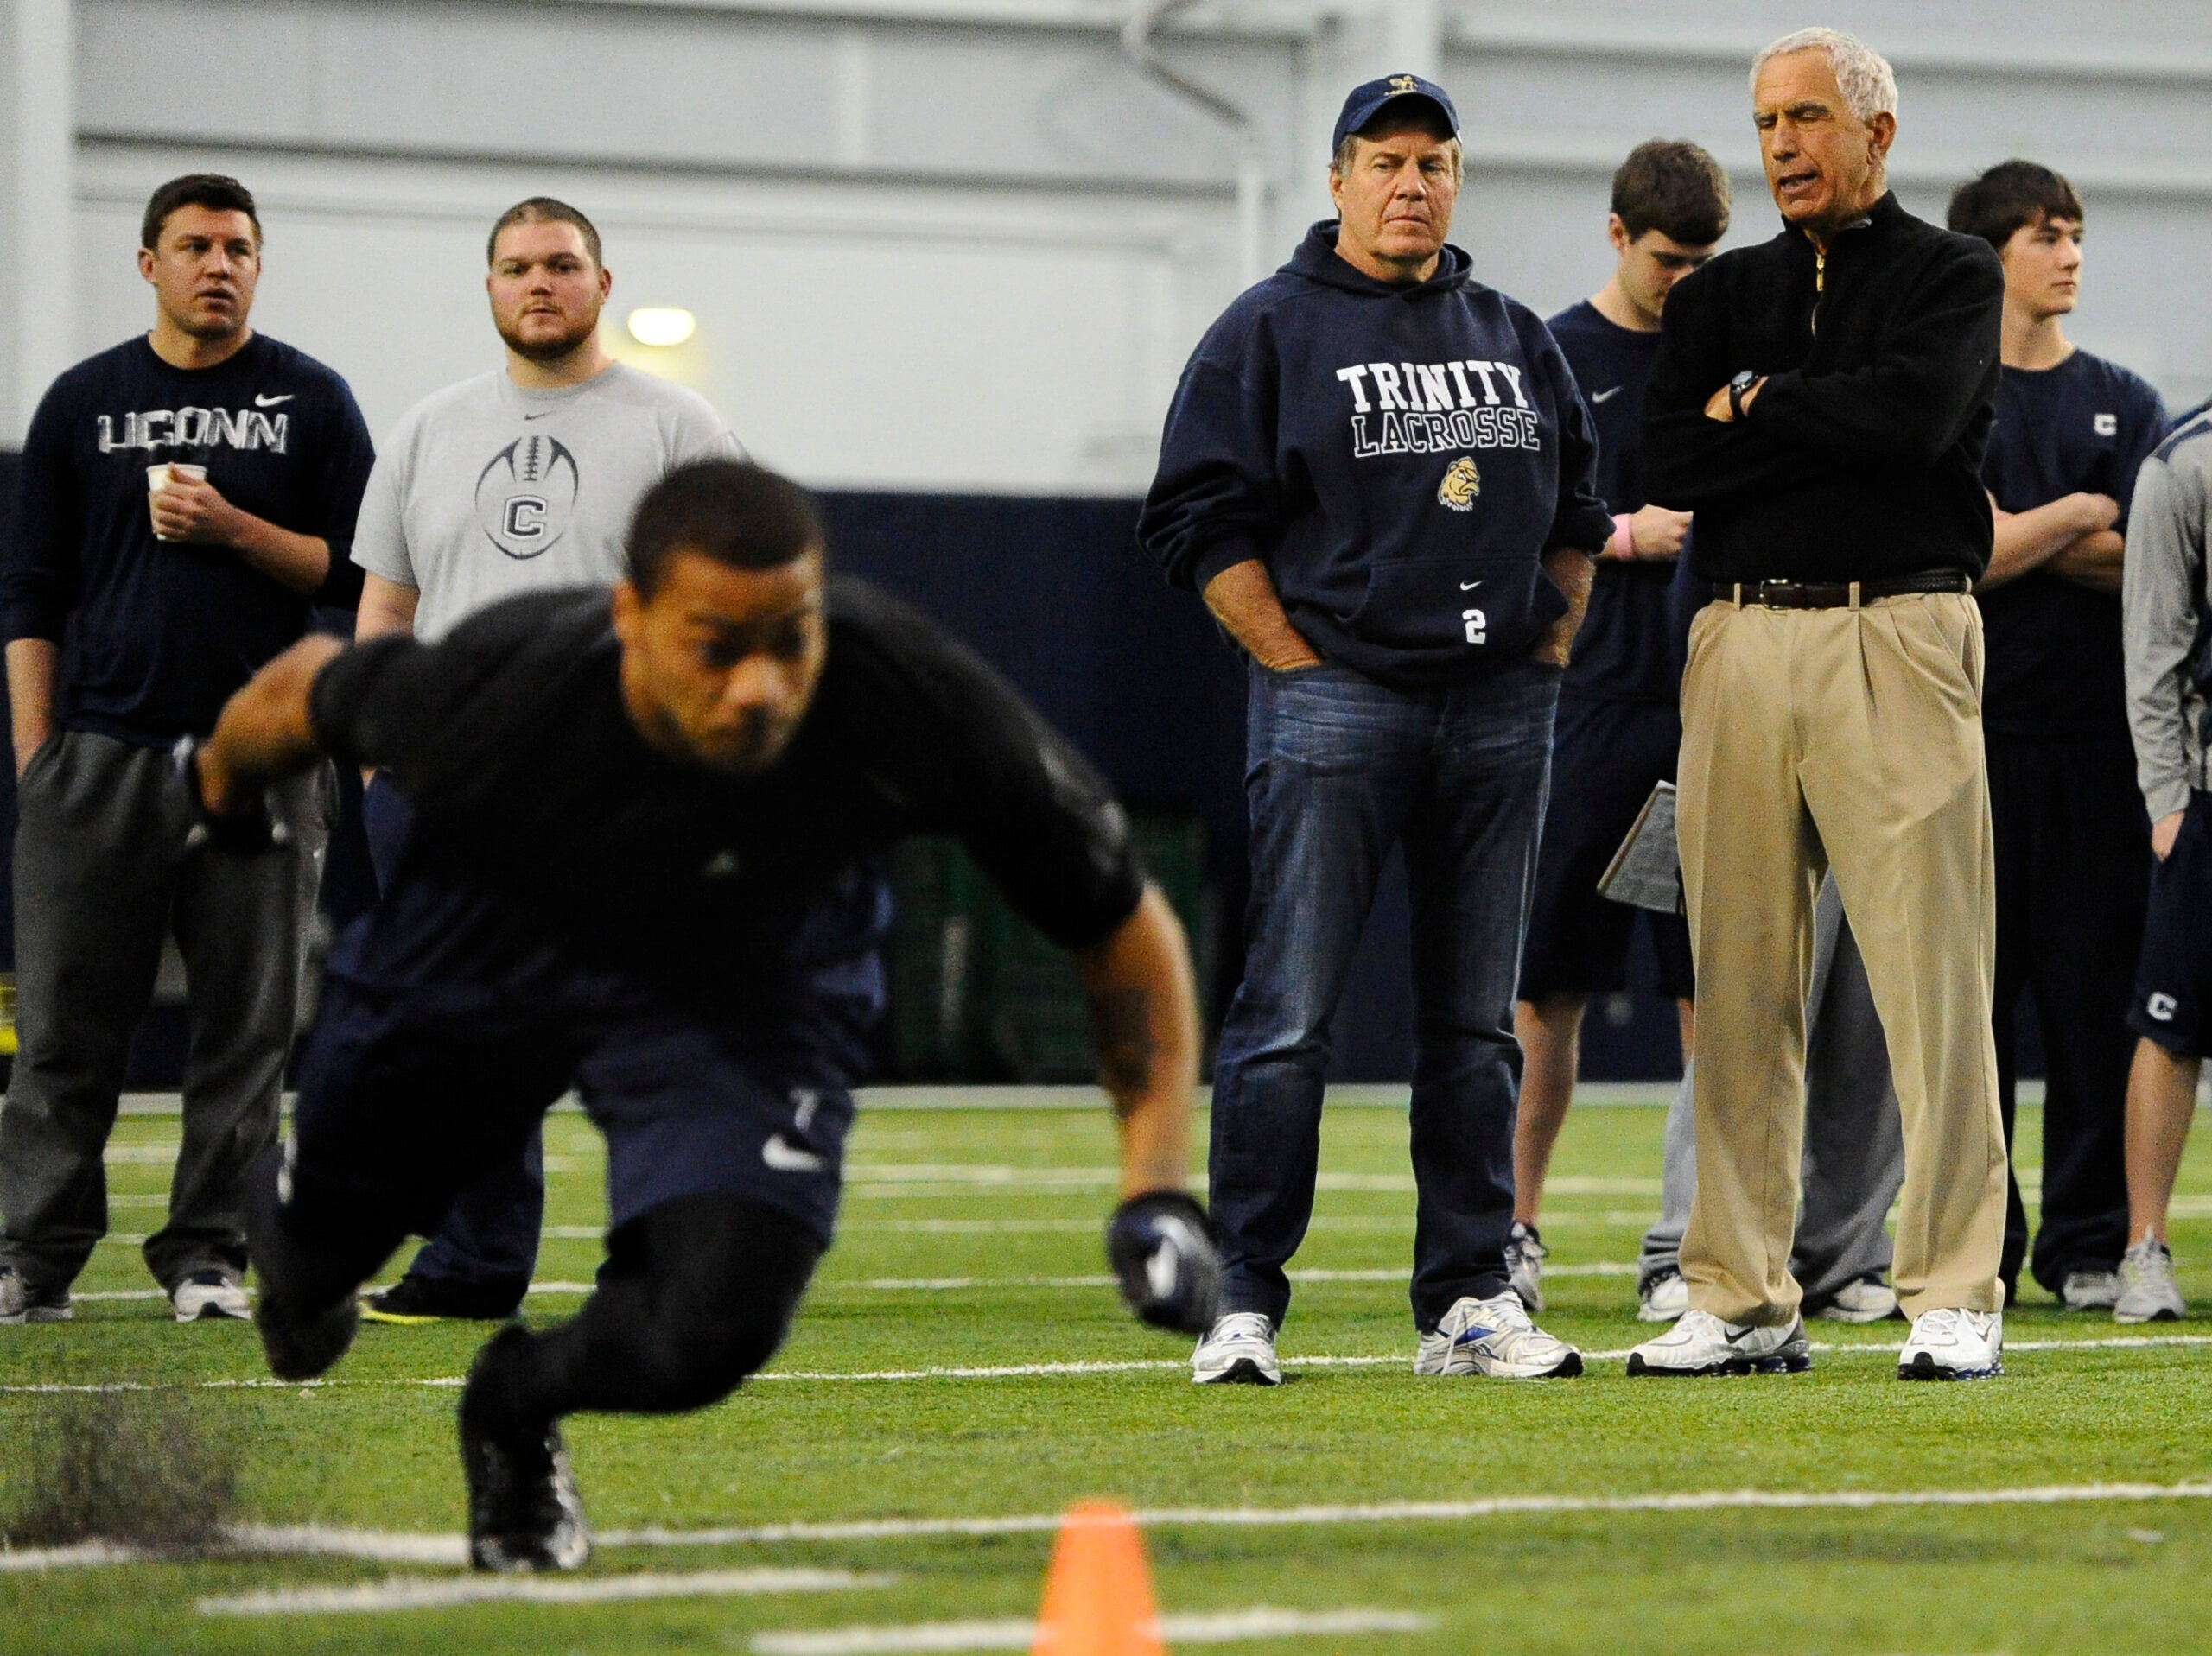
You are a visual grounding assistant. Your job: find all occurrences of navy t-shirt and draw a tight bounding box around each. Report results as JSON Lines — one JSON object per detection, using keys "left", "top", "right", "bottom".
{"left": 1547, "top": 301, "right": 1677, "bottom": 703}
{"left": 1978, "top": 348, "right": 2166, "bottom": 739}
{"left": 0, "top": 333, "right": 372, "bottom": 746}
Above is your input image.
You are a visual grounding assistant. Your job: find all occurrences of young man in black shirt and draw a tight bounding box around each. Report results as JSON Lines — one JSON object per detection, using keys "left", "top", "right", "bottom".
{"left": 0, "top": 174, "right": 372, "bottom": 1327}
{"left": 189, "top": 458, "right": 1216, "bottom": 1571}
{"left": 1510, "top": 140, "right": 1722, "bottom": 1313}
{"left": 1948, "top": 162, "right": 2168, "bottom": 1311}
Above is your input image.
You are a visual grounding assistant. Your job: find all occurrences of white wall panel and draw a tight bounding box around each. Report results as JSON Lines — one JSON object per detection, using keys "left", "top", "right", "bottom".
{"left": 27, "top": 0, "right": 2212, "bottom": 478}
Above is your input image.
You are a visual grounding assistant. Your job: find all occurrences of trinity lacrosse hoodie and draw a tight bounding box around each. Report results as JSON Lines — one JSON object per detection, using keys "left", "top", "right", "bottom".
{"left": 1139, "top": 221, "right": 1612, "bottom": 689}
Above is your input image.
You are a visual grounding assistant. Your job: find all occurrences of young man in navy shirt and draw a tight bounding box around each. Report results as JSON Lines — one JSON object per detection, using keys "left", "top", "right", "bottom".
{"left": 1948, "top": 161, "right": 2167, "bottom": 1310}
{"left": 0, "top": 175, "right": 372, "bottom": 1327}
{"left": 1507, "top": 141, "right": 1721, "bottom": 1312}
{"left": 1141, "top": 75, "right": 1611, "bottom": 1386}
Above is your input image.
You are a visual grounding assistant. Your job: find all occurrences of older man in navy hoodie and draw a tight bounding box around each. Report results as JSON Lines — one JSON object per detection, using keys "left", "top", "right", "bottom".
{"left": 1140, "top": 76, "right": 1612, "bottom": 1386}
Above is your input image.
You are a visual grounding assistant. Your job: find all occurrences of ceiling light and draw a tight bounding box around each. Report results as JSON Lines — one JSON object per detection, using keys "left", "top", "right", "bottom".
{"left": 626, "top": 308, "right": 696, "bottom": 347}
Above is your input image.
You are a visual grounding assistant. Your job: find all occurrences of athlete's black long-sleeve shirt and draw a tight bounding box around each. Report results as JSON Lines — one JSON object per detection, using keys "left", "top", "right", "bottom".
{"left": 2, "top": 334, "right": 372, "bottom": 746}
{"left": 1641, "top": 193, "right": 2004, "bottom": 584}
{"left": 308, "top": 579, "right": 1146, "bottom": 1006}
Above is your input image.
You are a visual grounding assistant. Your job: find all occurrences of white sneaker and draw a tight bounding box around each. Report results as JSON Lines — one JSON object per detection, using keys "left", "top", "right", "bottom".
{"left": 1414, "top": 1292, "right": 1582, "bottom": 1379}
{"left": 2115, "top": 1239, "right": 2184, "bottom": 1324}
{"left": 1637, "top": 1266, "right": 1689, "bottom": 1323}
{"left": 1626, "top": 1308, "right": 1810, "bottom": 1376}
{"left": 0, "top": 1265, "right": 72, "bottom": 1324}
{"left": 2058, "top": 1269, "right": 2123, "bottom": 1312}
{"left": 1191, "top": 1311, "right": 1281, "bottom": 1386}
{"left": 1898, "top": 1307, "right": 2003, "bottom": 1380}
{"left": 1505, "top": 1221, "right": 1546, "bottom": 1313}
{"left": 1812, "top": 1276, "right": 1899, "bottom": 1323}
{"left": 173, "top": 1269, "right": 251, "bottom": 1323}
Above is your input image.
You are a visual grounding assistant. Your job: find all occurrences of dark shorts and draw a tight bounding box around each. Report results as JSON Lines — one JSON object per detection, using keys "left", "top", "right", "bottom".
{"left": 2129, "top": 790, "right": 2212, "bottom": 1059}
{"left": 1518, "top": 692, "right": 1694, "bottom": 1003}
{"left": 289, "top": 873, "right": 887, "bottom": 1250}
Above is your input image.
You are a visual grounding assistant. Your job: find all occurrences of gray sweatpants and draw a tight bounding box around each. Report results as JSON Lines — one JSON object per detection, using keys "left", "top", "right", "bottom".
{"left": 1640, "top": 875, "right": 1906, "bottom": 1304}
{"left": 0, "top": 730, "right": 326, "bottom": 1293}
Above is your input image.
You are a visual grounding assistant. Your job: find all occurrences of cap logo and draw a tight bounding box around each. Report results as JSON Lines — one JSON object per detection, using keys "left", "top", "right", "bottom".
{"left": 1389, "top": 74, "right": 1420, "bottom": 94}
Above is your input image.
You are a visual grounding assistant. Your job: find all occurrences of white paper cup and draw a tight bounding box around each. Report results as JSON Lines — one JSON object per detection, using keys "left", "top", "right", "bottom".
{"left": 147, "top": 462, "right": 207, "bottom": 540}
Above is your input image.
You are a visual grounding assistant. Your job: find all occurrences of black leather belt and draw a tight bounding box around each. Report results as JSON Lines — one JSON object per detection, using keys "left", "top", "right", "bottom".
{"left": 1712, "top": 570, "right": 1972, "bottom": 609}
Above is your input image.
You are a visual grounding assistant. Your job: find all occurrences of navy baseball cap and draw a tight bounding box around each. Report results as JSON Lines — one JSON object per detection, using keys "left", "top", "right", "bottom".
{"left": 1331, "top": 73, "right": 1460, "bottom": 152}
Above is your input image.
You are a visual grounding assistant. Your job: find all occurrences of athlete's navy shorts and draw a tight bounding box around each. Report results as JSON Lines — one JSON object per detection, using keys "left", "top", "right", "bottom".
{"left": 2129, "top": 790, "right": 2212, "bottom": 1059}
{"left": 287, "top": 870, "right": 887, "bottom": 1251}
{"left": 1517, "top": 692, "right": 1694, "bottom": 1002}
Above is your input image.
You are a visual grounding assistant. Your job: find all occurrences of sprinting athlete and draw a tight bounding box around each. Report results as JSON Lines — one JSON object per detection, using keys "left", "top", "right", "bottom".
{"left": 189, "top": 457, "right": 1217, "bottom": 1570}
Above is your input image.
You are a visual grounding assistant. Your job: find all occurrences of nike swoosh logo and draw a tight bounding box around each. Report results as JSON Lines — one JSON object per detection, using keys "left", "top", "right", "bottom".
{"left": 1591, "top": 386, "right": 1623, "bottom": 404}
{"left": 254, "top": 393, "right": 294, "bottom": 408}
{"left": 1459, "top": 580, "right": 1484, "bottom": 592}
{"left": 524, "top": 411, "right": 556, "bottom": 421}
{"left": 762, "top": 1133, "right": 827, "bottom": 1174}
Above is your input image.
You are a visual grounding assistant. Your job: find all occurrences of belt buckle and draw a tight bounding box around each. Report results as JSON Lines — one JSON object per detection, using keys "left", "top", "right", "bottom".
{"left": 1756, "top": 580, "right": 1798, "bottom": 609}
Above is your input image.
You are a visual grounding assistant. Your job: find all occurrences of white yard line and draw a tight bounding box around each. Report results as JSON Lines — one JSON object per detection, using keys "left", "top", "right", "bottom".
{"left": 6, "top": 1332, "right": 2211, "bottom": 1400}
{"left": 750, "top": 1608, "right": 1429, "bottom": 1653}
{"left": 20, "top": 1478, "right": 2212, "bottom": 1578}
{"left": 196, "top": 1565, "right": 892, "bottom": 1616}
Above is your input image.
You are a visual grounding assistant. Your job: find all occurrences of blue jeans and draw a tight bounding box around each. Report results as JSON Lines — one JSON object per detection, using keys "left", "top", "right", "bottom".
{"left": 1211, "top": 658, "right": 1559, "bottom": 1333}
{"left": 364, "top": 777, "right": 543, "bottom": 1305}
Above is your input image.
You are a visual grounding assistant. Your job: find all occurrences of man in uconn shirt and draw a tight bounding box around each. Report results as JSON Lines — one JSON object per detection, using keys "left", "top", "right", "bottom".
{"left": 348, "top": 197, "right": 741, "bottom": 1328}
{"left": 1140, "top": 74, "right": 1612, "bottom": 1386}
{"left": 0, "top": 174, "right": 372, "bottom": 1327}
{"left": 1508, "top": 140, "right": 1724, "bottom": 1314}
{"left": 1947, "top": 162, "right": 2167, "bottom": 1311}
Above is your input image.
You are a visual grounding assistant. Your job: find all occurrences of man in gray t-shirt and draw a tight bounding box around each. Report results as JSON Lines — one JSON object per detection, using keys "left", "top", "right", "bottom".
{"left": 351, "top": 196, "right": 741, "bottom": 1325}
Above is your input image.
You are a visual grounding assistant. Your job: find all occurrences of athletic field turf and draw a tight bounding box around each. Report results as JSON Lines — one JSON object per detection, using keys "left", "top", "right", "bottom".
{"left": 4, "top": 1088, "right": 2211, "bottom": 1654}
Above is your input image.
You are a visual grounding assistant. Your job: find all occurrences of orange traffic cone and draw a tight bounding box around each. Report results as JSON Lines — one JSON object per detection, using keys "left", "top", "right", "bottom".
{"left": 1031, "top": 1499, "right": 1166, "bottom": 1656}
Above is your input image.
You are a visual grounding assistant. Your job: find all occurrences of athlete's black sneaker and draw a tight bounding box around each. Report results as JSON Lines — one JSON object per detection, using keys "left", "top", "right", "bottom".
{"left": 362, "top": 1276, "right": 525, "bottom": 1324}
{"left": 459, "top": 1330, "right": 591, "bottom": 1573}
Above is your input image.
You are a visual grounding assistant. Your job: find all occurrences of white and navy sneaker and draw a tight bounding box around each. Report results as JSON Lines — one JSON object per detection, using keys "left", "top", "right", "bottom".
{"left": 2059, "top": 1269, "right": 2123, "bottom": 1312}
{"left": 2115, "top": 1239, "right": 2184, "bottom": 1324}
{"left": 1505, "top": 1221, "right": 1547, "bottom": 1313}
{"left": 0, "top": 1266, "right": 72, "bottom": 1324}
{"left": 1637, "top": 1266, "right": 1688, "bottom": 1323}
{"left": 1809, "top": 1275, "right": 1900, "bottom": 1323}
{"left": 1191, "top": 1311, "right": 1281, "bottom": 1386}
{"left": 1414, "top": 1291, "right": 1582, "bottom": 1379}
{"left": 1626, "top": 1308, "right": 1811, "bottom": 1376}
{"left": 1898, "top": 1307, "right": 2003, "bottom": 1380}
{"left": 173, "top": 1269, "right": 251, "bottom": 1323}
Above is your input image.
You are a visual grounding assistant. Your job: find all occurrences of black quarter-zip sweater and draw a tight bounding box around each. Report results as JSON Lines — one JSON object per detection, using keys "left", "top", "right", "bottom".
{"left": 1640, "top": 192, "right": 2004, "bottom": 584}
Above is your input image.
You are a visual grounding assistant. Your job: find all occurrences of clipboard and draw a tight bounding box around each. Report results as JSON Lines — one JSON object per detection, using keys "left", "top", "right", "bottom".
{"left": 1596, "top": 780, "right": 1684, "bottom": 915}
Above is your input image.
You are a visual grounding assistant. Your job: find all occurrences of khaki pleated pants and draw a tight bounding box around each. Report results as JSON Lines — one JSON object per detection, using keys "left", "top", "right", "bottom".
{"left": 1675, "top": 587, "right": 2008, "bottom": 1325}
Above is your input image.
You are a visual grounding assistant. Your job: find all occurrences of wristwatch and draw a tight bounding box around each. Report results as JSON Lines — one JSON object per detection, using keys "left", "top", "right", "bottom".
{"left": 1727, "top": 369, "right": 1759, "bottom": 421}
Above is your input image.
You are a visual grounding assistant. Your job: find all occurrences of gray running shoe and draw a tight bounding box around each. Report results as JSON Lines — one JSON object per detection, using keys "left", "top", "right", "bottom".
{"left": 2115, "top": 1239, "right": 2184, "bottom": 1324}
{"left": 1505, "top": 1221, "right": 1547, "bottom": 1313}
{"left": 0, "top": 1266, "right": 72, "bottom": 1325}
{"left": 2058, "top": 1269, "right": 2123, "bottom": 1312}
{"left": 1637, "top": 1266, "right": 1688, "bottom": 1323}
{"left": 1811, "top": 1275, "right": 1900, "bottom": 1323}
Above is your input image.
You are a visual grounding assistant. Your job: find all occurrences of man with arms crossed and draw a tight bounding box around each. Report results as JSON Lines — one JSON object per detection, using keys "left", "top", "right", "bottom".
{"left": 2113, "top": 395, "right": 2212, "bottom": 1322}
{"left": 0, "top": 174, "right": 371, "bottom": 1326}
{"left": 1948, "top": 161, "right": 2167, "bottom": 1310}
{"left": 201, "top": 458, "right": 1217, "bottom": 1569}
{"left": 1630, "top": 28, "right": 2010, "bottom": 1380}
{"left": 352, "top": 197, "right": 740, "bottom": 1324}
{"left": 1141, "top": 75, "right": 1611, "bottom": 1386}
{"left": 1517, "top": 143, "right": 1906, "bottom": 1328}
